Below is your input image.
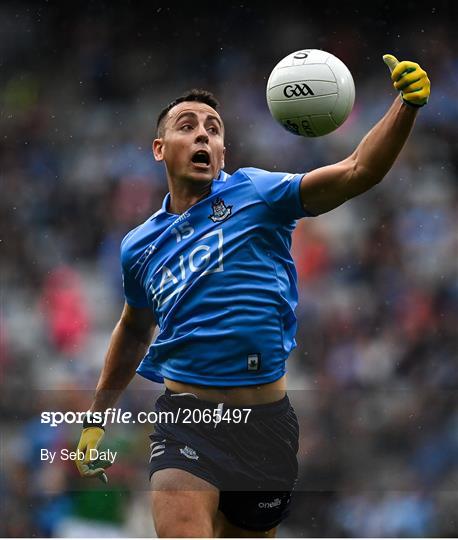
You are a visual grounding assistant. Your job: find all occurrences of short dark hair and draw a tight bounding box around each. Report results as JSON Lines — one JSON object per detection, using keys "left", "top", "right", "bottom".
{"left": 156, "top": 89, "right": 220, "bottom": 137}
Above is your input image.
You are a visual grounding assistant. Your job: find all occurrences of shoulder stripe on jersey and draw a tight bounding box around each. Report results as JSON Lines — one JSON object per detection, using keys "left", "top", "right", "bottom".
{"left": 280, "top": 173, "right": 296, "bottom": 183}
{"left": 149, "top": 208, "right": 165, "bottom": 221}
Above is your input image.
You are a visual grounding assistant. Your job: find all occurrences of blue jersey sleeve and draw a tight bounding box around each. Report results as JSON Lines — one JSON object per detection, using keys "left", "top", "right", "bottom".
{"left": 120, "top": 232, "right": 149, "bottom": 308}
{"left": 242, "top": 167, "right": 315, "bottom": 221}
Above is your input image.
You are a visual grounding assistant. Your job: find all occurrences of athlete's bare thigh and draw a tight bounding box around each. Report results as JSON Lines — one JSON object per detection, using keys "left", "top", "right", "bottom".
{"left": 151, "top": 468, "right": 219, "bottom": 538}
{"left": 151, "top": 468, "right": 278, "bottom": 538}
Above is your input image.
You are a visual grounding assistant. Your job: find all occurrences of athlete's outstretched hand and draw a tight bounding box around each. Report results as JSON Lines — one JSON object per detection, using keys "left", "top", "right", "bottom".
{"left": 383, "top": 54, "right": 430, "bottom": 107}
{"left": 75, "top": 426, "right": 111, "bottom": 483}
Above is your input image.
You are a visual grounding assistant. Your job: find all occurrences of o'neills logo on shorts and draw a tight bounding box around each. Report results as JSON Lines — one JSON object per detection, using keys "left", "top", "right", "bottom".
{"left": 258, "top": 498, "right": 282, "bottom": 509}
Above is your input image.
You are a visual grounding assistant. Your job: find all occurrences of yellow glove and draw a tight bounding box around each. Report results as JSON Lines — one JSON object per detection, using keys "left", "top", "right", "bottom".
{"left": 383, "top": 54, "right": 430, "bottom": 107}
{"left": 75, "top": 426, "right": 111, "bottom": 483}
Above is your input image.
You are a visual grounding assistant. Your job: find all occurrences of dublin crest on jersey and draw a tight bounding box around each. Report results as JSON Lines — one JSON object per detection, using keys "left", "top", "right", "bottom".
{"left": 209, "top": 197, "right": 233, "bottom": 222}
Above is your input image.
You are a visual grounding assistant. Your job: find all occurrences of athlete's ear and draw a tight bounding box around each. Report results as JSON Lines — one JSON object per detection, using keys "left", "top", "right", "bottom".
{"left": 221, "top": 147, "right": 226, "bottom": 169}
{"left": 152, "top": 138, "right": 164, "bottom": 162}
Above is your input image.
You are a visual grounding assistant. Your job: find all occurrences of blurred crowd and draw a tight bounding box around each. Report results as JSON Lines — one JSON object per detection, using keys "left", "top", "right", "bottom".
{"left": 1, "top": 2, "right": 457, "bottom": 537}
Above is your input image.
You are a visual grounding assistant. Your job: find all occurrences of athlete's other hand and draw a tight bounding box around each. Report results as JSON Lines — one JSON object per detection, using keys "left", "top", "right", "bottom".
{"left": 75, "top": 427, "right": 111, "bottom": 483}
{"left": 383, "top": 54, "right": 430, "bottom": 107}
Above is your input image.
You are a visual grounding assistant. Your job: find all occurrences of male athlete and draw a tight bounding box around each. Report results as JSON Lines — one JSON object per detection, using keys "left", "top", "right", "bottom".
{"left": 75, "top": 54, "right": 430, "bottom": 537}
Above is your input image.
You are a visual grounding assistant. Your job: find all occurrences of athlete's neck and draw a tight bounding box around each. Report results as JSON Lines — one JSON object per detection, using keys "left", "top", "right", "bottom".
{"left": 167, "top": 178, "right": 212, "bottom": 215}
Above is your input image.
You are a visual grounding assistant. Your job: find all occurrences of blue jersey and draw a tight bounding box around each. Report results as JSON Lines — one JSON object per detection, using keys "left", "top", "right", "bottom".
{"left": 120, "top": 167, "right": 312, "bottom": 386}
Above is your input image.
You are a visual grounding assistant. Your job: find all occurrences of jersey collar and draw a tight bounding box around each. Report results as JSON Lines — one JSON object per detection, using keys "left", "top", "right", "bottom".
{"left": 160, "top": 170, "right": 228, "bottom": 217}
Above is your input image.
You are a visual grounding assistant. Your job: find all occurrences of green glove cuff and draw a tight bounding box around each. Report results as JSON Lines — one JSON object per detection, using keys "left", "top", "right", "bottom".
{"left": 401, "top": 95, "right": 426, "bottom": 108}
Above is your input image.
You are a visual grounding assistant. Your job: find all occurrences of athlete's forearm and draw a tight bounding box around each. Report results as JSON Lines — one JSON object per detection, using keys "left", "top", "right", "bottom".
{"left": 348, "top": 98, "right": 417, "bottom": 194}
{"left": 300, "top": 98, "right": 419, "bottom": 214}
{"left": 90, "top": 319, "right": 152, "bottom": 413}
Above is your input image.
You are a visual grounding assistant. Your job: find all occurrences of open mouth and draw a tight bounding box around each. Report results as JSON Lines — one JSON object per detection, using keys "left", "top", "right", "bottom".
{"left": 191, "top": 150, "right": 210, "bottom": 167}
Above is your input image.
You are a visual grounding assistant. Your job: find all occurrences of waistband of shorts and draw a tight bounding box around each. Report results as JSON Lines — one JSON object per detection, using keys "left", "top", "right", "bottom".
{"left": 163, "top": 388, "right": 290, "bottom": 419}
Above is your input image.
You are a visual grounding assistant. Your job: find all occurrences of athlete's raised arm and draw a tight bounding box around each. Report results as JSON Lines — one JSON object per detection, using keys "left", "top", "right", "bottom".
{"left": 300, "top": 54, "right": 430, "bottom": 215}
{"left": 74, "top": 302, "right": 156, "bottom": 482}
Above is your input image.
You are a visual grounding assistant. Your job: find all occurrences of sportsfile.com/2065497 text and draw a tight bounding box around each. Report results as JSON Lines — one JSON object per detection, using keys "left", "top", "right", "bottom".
{"left": 40, "top": 407, "right": 252, "bottom": 427}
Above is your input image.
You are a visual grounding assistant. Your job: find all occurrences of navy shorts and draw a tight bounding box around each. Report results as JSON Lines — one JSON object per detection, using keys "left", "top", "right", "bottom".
{"left": 148, "top": 389, "right": 299, "bottom": 531}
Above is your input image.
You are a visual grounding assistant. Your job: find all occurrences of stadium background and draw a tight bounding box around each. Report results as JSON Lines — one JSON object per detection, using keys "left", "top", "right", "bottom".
{"left": 1, "top": 1, "right": 457, "bottom": 537}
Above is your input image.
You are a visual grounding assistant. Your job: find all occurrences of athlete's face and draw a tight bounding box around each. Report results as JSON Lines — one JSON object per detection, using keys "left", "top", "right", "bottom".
{"left": 153, "top": 101, "right": 225, "bottom": 183}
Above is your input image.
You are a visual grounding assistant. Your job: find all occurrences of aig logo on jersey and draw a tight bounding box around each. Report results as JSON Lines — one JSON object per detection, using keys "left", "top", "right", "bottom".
{"left": 209, "top": 197, "right": 232, "bottom": 223}
{"left": 149, "top": 228, "right": 224, "bottom": 308}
